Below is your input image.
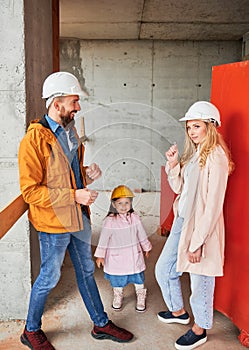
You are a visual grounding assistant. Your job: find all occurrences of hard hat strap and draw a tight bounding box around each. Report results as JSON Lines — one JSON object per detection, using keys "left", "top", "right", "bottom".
{"left": 45, "top": 93, "right": 67, "bottom": 109}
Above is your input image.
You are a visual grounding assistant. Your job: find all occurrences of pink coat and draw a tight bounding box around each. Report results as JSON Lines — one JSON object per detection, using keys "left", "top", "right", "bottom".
{"left": 94, "top": 212, "right": 152, "bottom": 275}
{"left": 166, "top": 145, "right": 229, "bottom": 276}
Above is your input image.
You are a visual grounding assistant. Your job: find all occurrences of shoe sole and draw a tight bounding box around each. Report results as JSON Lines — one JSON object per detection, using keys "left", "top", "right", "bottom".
{"left": 20, "top": 335, "right": 33, "bottom": 349}
{"left": 175, "top": 336, "right": 207, "bottom": 350}
{"left": 135, "top": 307, "right": 146, "bottom": 313}
{"left": 112, "top": 305, "right": 122, "bottom": 311}
{"left": 91, "top": 331, "right": 133, "bottom": 343}
{"left": 157, "top": 314, "right": 190, "bottom": 325}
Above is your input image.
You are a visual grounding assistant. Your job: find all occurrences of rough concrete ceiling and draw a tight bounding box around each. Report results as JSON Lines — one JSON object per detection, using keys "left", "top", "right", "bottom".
{"left": 60, "top": 0, "right": 249, "bottom": 40}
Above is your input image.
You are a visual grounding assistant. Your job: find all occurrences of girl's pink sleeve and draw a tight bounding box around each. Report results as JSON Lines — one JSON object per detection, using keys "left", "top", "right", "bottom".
{"left": 135, "top": 215, "right": 152, "bottom": 252}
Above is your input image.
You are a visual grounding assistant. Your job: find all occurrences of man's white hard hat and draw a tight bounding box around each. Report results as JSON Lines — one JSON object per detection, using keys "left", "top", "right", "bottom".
{"left": 42, "top": 72, "right": 85, "bottom": 108}
{"left": 179, "top": 101, "right": 221, "bottom": 127}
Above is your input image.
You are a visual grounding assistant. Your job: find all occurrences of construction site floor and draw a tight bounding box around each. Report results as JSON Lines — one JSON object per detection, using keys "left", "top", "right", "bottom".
{"left": 0, "top": 192, "right": 244, "bottom": 350}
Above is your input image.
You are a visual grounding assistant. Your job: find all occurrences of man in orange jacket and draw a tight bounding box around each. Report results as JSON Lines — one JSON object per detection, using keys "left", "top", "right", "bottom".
{"left": 18, "top": 72, "right": 133, "bottom": 350}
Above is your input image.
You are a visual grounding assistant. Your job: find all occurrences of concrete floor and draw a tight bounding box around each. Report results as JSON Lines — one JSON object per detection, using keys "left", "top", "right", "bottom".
{"left": 0, "top": 192, "right": 245, "bottom": 350}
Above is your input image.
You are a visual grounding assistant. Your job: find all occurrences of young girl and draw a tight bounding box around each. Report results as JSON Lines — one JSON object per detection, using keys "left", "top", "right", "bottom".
{"left": 95, "top": 185, "right": 152, "bottom": 312}
{"left": 155, "top": 101, "right": 234, "bottom": 350}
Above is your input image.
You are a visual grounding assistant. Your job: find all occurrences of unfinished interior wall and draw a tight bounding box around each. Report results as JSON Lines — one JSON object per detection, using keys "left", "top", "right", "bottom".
{"left": 0, "top": 0, "right": 55, "bottom": 320}
{"left": 60, "top": 39, "right": 241, "bottom": 191}
{"left": 0, "top": 0, "right": 28, "bottom": 320}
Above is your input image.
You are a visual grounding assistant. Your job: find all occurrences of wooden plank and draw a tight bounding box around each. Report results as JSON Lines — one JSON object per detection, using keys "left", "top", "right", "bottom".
{"left": 0, "top": 195, "right": 29, "bottom": 239}
{"left": 52, "top": 0, "right": 60, "bottom": 72}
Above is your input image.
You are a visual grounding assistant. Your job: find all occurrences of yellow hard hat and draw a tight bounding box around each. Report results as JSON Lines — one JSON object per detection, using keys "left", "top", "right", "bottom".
{"left": 111, "top": 185, "right": 135, "bottom": 200}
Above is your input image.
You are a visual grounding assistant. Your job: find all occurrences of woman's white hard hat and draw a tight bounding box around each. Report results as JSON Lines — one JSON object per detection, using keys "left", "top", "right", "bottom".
{"left": 42, "top": 72, "right": 86, "bottom": 109}
{"left": 179, "top": 101, "right": 221, "bottom": 127}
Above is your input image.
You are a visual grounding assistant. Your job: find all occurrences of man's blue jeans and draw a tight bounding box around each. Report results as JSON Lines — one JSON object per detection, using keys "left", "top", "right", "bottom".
{"left": 155, "top": 216, "right": 215, "bottom": 329}
{"left": 26, "top": 214, "right": 108, "bottom": 331}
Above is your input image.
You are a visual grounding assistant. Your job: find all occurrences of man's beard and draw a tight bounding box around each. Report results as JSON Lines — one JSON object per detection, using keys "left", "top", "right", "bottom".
{"left": 60, "top": 112, "right": 76, "bottom": 129}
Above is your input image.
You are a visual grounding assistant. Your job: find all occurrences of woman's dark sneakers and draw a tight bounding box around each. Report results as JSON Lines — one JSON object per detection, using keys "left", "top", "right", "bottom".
{"left": 157, "top": 310, "right": 190, "bottom": 324}
{"left": 175, "top": 329, "right": 207, "bottom": 349}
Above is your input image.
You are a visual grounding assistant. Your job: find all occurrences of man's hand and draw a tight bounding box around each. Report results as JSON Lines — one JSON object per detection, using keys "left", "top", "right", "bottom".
{"left": 96, "top": 258, "right": 105, "bottom": 268}
{"left": 86, "top": 163, "right": 102, "bottom": 181}
{"left": 75, "top": 188, "right": 98, "bottom": 206}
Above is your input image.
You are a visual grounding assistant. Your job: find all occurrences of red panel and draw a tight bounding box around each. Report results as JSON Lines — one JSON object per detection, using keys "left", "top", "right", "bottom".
{"left": 160, "top": 166, "right": 175, "bottom": 235}
{"left": 211, "top": 60, "right": 249, "bottom": 342}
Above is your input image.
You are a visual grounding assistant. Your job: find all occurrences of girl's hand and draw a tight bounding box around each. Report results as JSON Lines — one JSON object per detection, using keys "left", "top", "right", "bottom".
{"left": 165, "top": 143, "right": 179, "bottom": 169}
{"left": 145, "top": 251, "right": 150, "bottom": 258}
{"left": 96, "top": 258, "right": 105, "bottom": 268}
{"left": 188, "top": 247, "right": 202, "bottom": 264}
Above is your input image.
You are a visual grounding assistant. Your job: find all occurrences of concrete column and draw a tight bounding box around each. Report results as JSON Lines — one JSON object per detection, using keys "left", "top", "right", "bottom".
{"left": 0, "top": 0, "right": 57, "bottom": 320}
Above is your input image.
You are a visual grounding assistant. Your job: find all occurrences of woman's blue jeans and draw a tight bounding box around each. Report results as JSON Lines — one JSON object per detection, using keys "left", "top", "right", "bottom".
{"left": 26, "top": 214, "right": 108, "bottom": 331}
{"left": 155, "top": 216, "right": 215, "bottom": 329}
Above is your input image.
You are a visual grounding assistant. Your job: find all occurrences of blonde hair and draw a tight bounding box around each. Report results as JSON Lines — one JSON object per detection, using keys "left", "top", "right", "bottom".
{"left": 180, "top": 122, "right": 234, "bottom": 175}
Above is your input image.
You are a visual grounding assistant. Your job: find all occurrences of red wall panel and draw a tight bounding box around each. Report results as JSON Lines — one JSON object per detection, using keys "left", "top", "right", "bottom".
{"left": 160, "top": 166, "right": 175, "bottom": 235}
{"left": 211, "top": 60, "right": 249, "bottom": 346}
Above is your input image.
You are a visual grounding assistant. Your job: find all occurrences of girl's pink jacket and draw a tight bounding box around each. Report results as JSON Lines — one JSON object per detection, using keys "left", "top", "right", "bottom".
{"left": 94, "top": 212, "right": 152, "bottom": 275}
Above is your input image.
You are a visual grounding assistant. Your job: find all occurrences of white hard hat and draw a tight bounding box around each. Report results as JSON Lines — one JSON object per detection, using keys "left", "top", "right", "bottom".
{"left": 42, "top": 71, "right": 85, "bottom": 101}
{"left": 179, "top": 101, "right": 221, "bottom": 127}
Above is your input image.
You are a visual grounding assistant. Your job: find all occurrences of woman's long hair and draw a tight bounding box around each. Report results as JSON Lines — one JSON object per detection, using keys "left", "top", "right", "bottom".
{"left": 180, "top": 121, "right": 234, "bottom": 175}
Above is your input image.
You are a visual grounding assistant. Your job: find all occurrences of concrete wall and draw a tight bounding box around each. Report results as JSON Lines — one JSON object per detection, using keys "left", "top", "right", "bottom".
{"left": 0, "top": 0, "right": 54, "bottom": 320}
{"left": 60, "top": 39, "right": 241, "bottom": 191}
{"left": 243, "top": 31, "right": 249, "bottom": 60}
{"left": 0, "top": 0, "right": 30, "bottom": 321}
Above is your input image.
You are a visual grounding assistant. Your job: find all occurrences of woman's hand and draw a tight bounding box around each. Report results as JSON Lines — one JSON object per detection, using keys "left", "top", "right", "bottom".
{"left": 96, "top": 258, "right": 105, "bottom": 268}
{"left": 165, "top": 143, "right": 179, "bottom": 169}
{"left": 188, "top": 247, "right": 202, "bottom": 263}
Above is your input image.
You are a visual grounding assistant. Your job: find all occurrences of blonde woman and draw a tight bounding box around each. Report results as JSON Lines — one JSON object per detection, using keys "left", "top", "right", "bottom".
{"left": 155, "top": 101, "right": 234, "bottom": 350}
